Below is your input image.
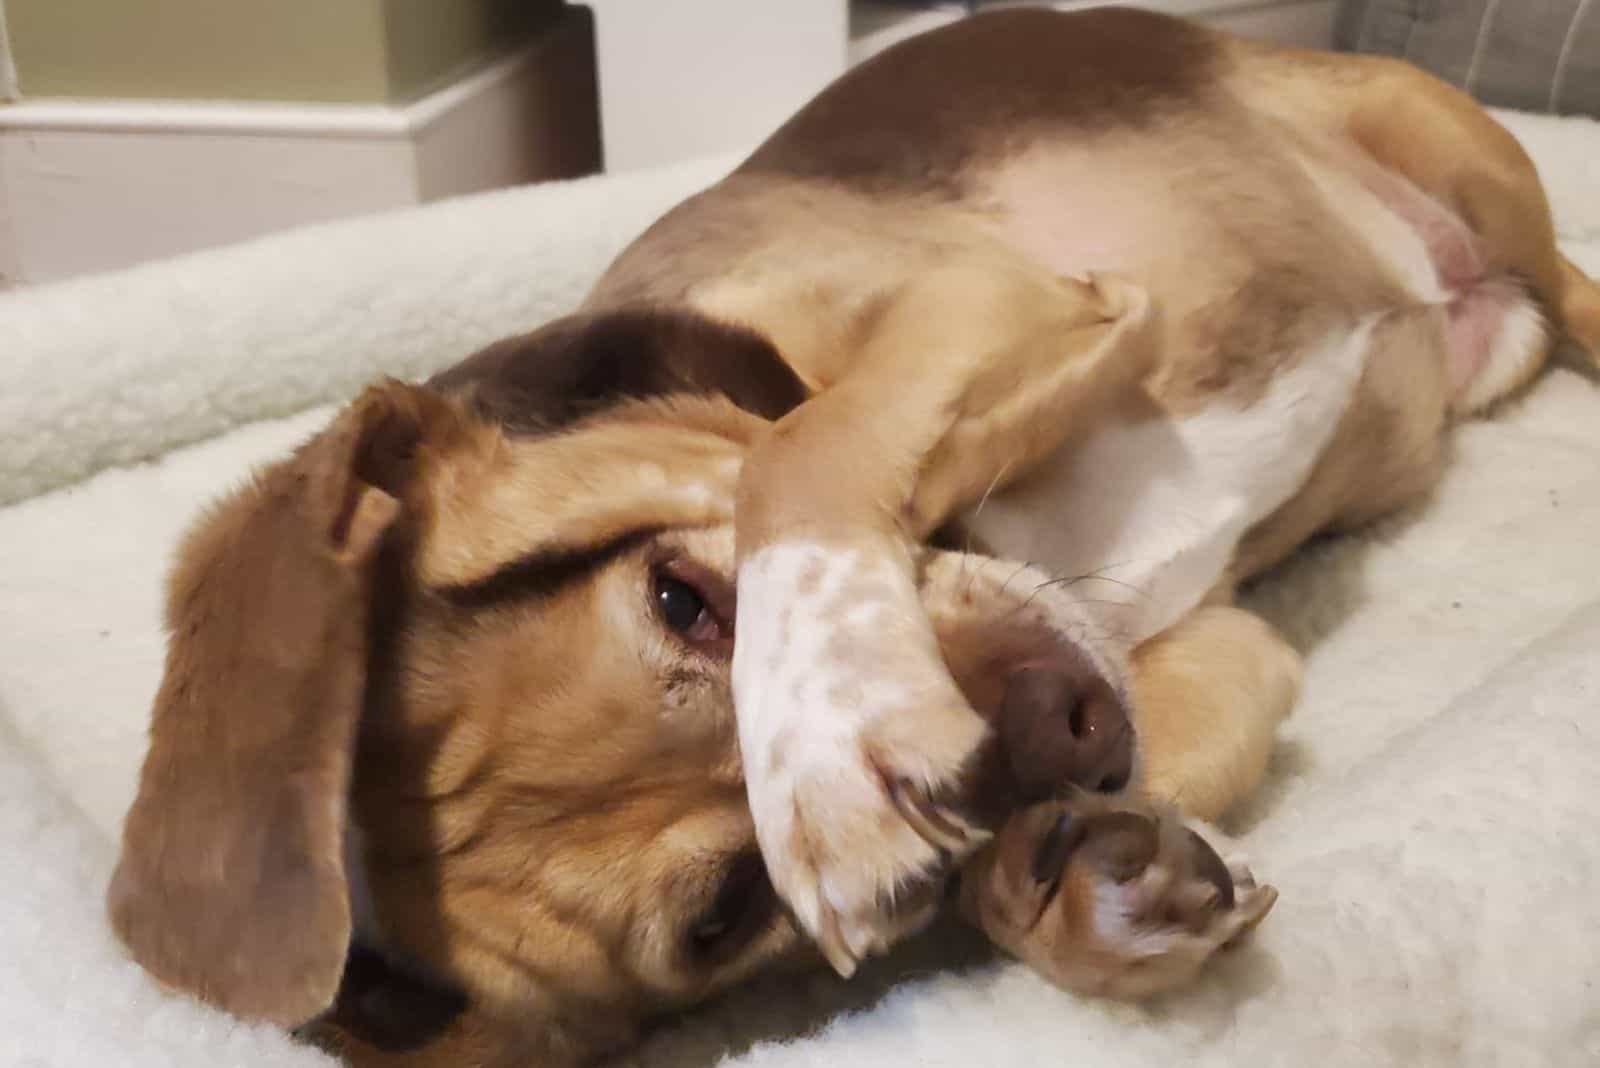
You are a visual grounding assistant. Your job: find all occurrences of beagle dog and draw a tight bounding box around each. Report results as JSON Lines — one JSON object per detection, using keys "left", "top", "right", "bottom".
{"left": 107, "top": 9, "right": 1600, "bottom": 1067}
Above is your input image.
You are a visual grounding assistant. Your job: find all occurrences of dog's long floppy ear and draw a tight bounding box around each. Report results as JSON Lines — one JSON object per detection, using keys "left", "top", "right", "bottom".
{"left": 428, "top": 307, "right": 810, "bottom": 432}
{"left": 108, "top": 381, "right": 458, "bottom": 1028}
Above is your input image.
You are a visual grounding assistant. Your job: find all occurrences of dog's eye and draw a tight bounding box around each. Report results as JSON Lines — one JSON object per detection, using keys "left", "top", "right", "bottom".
{"left": 687, "top": 851, "right": 774, "bottom": 964}
{"left": 656, "top": 576, "right": 707, "bottom": 631}
{"left": 653, "top": 572, "right": 728, "bottom": 647}
{"left": 651, "top": 559, "right": 734, "bottom": 652}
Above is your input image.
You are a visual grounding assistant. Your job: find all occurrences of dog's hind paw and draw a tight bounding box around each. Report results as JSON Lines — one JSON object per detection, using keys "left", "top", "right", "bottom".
{"left": 960, "top": 797, "right": 1276, "bottom": 998}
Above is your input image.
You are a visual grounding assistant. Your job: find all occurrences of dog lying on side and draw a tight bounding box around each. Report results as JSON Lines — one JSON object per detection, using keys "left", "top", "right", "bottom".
{"left": 105, "top": 9, "right": 1600, "bottom": 1067}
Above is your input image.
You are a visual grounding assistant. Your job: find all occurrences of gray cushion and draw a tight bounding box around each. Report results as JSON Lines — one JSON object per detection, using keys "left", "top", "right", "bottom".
{"left": 1335, "top": 0, "right": 1600, "bottom": 117}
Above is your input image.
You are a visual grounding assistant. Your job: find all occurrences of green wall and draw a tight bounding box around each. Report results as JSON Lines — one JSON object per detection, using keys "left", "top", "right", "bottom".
{"left": 7, "top": 0, "right": 560, "bottom": 103}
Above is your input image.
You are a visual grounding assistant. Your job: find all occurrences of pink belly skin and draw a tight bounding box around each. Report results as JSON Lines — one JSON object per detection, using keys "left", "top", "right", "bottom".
{"left": 1352, "top": 157, "right": 1544, "bottom": 405}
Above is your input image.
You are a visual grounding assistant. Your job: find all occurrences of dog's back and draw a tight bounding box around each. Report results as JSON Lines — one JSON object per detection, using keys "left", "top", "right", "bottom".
{"left": 591, "top": 7, "right": 1563, "bottom": 634}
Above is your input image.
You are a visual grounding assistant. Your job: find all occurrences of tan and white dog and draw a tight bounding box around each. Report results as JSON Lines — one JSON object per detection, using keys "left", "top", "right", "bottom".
{"left": 107, "top": 9, "right": 1600, "bottom": 1067}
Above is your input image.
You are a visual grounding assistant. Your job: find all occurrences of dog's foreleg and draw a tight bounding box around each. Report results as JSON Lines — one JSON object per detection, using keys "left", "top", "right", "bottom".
{"left": 730, "top": 260, "right": 1159, "bottom": 975}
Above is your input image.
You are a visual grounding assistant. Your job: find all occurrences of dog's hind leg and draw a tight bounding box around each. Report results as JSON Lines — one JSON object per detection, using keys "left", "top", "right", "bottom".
{"left": 1241, "top": 45, "right": 1600, "bottom": 390}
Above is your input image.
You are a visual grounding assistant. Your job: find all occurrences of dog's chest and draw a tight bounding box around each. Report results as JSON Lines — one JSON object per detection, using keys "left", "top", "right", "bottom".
{"left": 964, "top": 319, "right": 1374, "bottom": 644}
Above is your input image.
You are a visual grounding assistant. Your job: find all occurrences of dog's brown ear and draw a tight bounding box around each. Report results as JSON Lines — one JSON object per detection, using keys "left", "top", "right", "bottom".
{"left": 108, "top": 381, "right": 456, "bottom": 1028}
{"left": 428, "top": 307, "right": 809, "bottom": 433}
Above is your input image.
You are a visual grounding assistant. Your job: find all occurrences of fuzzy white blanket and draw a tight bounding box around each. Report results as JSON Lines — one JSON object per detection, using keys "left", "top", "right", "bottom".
{"left": 2, "top": 109, "right": 1598, "bottom": 1068}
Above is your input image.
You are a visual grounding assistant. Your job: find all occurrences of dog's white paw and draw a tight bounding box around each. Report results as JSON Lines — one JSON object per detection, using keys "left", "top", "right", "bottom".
{"left": 733, "top": 541, "right": 992, "bottom": 976}
{"left": 961, "top": 798, "right": 1276, "bottom": 998}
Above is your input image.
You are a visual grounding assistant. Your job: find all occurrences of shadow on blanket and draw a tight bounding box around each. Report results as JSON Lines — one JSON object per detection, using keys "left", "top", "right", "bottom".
{"left": 618, "top": 913, "right": 1283, "bottom": 1068}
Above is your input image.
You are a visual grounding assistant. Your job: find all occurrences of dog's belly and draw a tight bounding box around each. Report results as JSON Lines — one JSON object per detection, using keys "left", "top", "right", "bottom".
{"left": 972, "top": 145, "right": 1212, "bottom": 284}
{"left": 960, "top": 138, "right": 1383, "bottom": 642}
{"left": 961, "top": 129, "right": 1540, "bottom": 642}
{"left": 974, "top": 129, "right": 1545, "bottom": 418}
{"left": 964, "top": 316, "right": 1375, "bottom": 645}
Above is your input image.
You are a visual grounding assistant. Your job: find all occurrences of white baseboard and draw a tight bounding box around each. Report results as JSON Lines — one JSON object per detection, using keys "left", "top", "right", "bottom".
{"left": 0, "top": 7, "right": 597, "bottom": 287}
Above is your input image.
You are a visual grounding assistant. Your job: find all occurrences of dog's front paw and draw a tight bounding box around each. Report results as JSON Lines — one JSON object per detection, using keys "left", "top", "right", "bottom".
{"left": 960, "top": 798, "right": 1276, "bottom": 998}
{"left": 733, "top": 541, "right": 992, "bottom": 977}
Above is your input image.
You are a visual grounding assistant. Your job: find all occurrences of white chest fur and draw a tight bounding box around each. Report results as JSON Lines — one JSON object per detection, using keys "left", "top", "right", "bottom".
{"left": 966, "top": 318, "right": 1376, "bottom": 645}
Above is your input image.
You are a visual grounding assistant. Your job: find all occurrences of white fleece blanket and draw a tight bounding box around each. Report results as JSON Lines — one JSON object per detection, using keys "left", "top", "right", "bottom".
{"left": 2, "top": 109, "right": 1598, "bottom": 1068}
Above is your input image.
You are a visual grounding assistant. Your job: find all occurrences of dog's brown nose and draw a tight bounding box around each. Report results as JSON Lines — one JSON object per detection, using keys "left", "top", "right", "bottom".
{"left": 997, "top": 665, "right": 1134, "bottom": 800}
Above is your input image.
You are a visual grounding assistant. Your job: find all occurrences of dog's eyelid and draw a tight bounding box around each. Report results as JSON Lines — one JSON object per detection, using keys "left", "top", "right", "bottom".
{"left": 685, "top": 850, "right": 774, "bottom": 963}
{"left": 653, "top": 554, "right": 737, "bottom": 627}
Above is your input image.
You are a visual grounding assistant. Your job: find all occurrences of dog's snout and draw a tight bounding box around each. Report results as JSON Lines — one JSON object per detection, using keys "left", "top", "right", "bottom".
{"left": 999, "top": 665, "right": 1134, "bottom": 799}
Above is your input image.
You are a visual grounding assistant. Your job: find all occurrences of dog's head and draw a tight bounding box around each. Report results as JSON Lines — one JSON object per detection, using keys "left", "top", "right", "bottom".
{"left": 107, "top": 308, "right": 1136, "bottom": 1065}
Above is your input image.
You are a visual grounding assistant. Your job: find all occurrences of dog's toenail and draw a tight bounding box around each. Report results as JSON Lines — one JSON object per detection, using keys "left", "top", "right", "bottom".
{"left": 1031, "top": 810, "right": 1083, "bottom": 885}
{"left": 1184, "top": 828, "right": 1235, "bottom": 910}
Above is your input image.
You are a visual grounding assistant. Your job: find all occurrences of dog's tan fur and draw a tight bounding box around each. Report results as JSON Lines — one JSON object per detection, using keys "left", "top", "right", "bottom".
{"left": 107, "top": 9, "right": 1600, "bottom": 1067}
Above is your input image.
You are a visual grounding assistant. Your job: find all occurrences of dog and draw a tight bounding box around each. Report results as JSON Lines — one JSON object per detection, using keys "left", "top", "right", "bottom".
{"left": 105, "top": 9, "right": 1600, "bottom": 1067}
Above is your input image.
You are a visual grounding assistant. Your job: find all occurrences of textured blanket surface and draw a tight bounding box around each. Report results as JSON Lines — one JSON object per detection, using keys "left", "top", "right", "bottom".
{"left": 1, "top": 110, "right": 1597, "bottom": 1068}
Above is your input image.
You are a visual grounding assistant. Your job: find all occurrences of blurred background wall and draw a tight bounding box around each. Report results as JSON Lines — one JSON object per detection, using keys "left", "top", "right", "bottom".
{"left": 0, "top": 0, "right": 1340, "bottom": 287}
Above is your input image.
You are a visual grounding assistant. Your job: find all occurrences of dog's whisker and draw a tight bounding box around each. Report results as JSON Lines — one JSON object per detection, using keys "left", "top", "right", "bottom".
{"left": 996, "top": 560, "right": 1036, "bottom": 602}
{"left": 1063, "top": 597, "right": 1139, "bottom": 611}
{"left": 1031, "top": 566, "right": 1147, "bottom": 599}
{"left": 960, "top": 461, "right": 1015, "bottom": 597}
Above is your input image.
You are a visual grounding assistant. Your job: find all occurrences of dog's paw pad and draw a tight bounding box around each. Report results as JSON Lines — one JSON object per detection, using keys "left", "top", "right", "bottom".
{"left": 962, "top": 799, "right": 1276, "bottom": 998}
